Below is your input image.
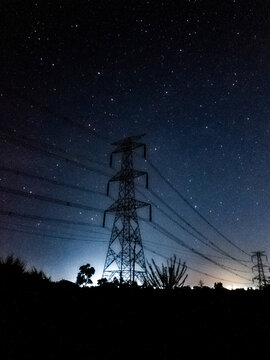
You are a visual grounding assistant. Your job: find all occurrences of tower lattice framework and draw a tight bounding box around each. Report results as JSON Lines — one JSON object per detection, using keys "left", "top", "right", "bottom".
{"left": 102, "top": 135, "right": 151, "bottom": 284}
{"left": 252, "top": 251, "right": 269, "bottom": 290}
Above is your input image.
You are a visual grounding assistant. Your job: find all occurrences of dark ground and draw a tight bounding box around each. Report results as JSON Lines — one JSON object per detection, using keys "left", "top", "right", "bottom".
{"left": 1, "top": 280, "right": 270, "bottom": 360}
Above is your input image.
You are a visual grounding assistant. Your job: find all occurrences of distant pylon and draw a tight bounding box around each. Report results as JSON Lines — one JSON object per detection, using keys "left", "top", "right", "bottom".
{"left": 102, "top": 134, "right": 152, "bottom": 284}
{"left": 251, "top": 251, "right": 269, "bottom": 290}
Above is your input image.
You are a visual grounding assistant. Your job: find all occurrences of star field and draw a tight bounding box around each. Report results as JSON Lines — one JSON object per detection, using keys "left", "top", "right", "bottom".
{"left": 0, "top": 0, "right": 269, "bottom": 287}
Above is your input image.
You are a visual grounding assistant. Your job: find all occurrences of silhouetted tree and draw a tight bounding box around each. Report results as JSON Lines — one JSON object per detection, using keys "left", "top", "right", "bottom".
{"left": 146, "top": 255, "right": 188, "bottom": 289}
{"left": 76, "top": 263, "right": 95, "bottom": 287}
{"left": 26, "top": 267, "right": 51, "bottom": 285}
{"left": 0, "top": 255, "right": 25, "bottom": 286}
{"left": 198, "top": 280, "right": 204, "bottom": 288}
{"left": 214, "top": 282, "right": 224, "bottom": 290}
{"left": 0, "top": 255, "right": 50, "bottom": 288}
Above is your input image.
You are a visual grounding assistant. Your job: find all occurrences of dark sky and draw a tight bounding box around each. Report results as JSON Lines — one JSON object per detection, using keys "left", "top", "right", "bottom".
{"left": 0, "top": 0, "right": 269, "bottom": 287}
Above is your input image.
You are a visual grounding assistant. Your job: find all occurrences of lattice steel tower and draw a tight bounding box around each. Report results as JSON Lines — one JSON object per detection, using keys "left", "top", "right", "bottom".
{"left": 252, "top": 251, "right": 269, "bottom": 290}
{"left": 102, "top": 135, "right": 151, "bottom": 284}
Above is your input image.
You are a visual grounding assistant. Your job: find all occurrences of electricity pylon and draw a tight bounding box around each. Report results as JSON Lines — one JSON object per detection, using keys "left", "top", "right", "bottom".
{"left": 251, "top": 251, "right": 269, "bottom": 290}
{"left": 102, "top": 134, "right": 151, "bottom": 284}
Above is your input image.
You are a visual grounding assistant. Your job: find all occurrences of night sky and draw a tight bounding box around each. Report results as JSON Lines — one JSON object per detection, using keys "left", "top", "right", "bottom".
{"left": 0, "top": 0, "right": 269, "bottom": 287}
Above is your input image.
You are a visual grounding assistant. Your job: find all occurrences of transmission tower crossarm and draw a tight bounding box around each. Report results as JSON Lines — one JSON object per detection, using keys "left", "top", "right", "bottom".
{"left": 110, "top": 169, "right": 147, "bottom": 182}
{"left": 110, "top": 137, "right": 146, "bottom": 167}
{"left": 108, "top": 199, "right": 150, "bottom": 212}
{"left": 252, "top": 264, "right": 268, "bottom": 271}
{"left": 112, "top": 142, "right": 145, "bottom": 153}
{"left": 111, "top": 134, "right": 146, "bottom": 145}
{"left": 107, "top": 170, "right": 148, "bottom": 195}
{"left": 103, "top": 200, "right": 151, "bottom": 226}
{"left": 251, "top": 252, "right": 268, "bottom": 262}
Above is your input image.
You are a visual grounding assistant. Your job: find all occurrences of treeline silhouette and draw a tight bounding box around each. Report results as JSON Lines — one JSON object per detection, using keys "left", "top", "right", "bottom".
{"left": 0, "top": 255, "right": 51, "bottom": 290}
{"left": 1, "top": 256, "right": 270, "bottom": 359}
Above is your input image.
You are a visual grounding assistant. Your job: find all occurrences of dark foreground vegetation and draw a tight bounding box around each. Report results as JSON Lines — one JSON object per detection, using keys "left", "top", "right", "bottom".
{"left": 1, "top": 258, "right": 270, "bottom": 359}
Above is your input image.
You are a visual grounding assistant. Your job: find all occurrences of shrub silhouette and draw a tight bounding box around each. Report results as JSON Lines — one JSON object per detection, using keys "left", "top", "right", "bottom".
{"left": 214, "top": 282, "right": 224, "bottom": 290}
{"left": 0, "top": 255, "right": 26, "bottom": 286}
{"left": 97, "top": 277, "right": 122, "bottom": 288}
{"left": 26, "top": 267, "right": 51, "bottom": 286}
{"left": 97, "top": 277, "right": 109, "bottom": 286}
{"left": 76, "top": 263, "right": 95, "bottom": 287}
{"left": 0, "top": 254, "right": 50, "bottom": 288}
{"left": 146, "top": 255, "right": 188, "bottom": 289}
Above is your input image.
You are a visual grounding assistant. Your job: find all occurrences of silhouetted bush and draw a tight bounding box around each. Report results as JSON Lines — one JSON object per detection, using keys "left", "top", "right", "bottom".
{"left": 97, "top": 277, "right": 109, "bottom": 286}
{"left": 146, "top": 255, "right": 188, "bottom": 289}
{"left": 214, "top": 282, "right": 225, "bottom": 290}
{"left": 97, "top": 277, "right": 131, "bottom": 288}
{"left": 0, "top": 255, "right": 50, "bottom": 290}
{"left": 0, "top": 254, "right": 25, "bottom": 285}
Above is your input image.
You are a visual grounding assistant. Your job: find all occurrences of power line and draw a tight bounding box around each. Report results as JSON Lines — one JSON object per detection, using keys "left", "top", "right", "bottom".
{"left": 0, "top": 93, "right": 253, "bottom": 279}
{"left": 2, "top": 90, "right": 251, "bottom": 260}
{"left": 0, "top": 184, "right": 105, "bottom": 214}
{"left": 146, "top": 159, "right": 250, "bottom": 257}
{"left": 2, "top": 120, "right": 249, "bottom": 264}
{"left": 137, "top": 186, "right": 250, "bottom": 269}
{"left": 14, "top": 139, "right": 248, "bottom": 273}
{"left": 143, "top": 239, "right": 251, "bottom": 273}
{"left": 14, "top": 129, "right": 110, "bottom": 169}
{"left": 2, "top": 87, "right": 112, "bottom": 144}
{"left": 0, "top": 129, "right": 111, "bottom": 178}
{"left": 144, "top": 245, "right": 250, "bottom": 286}
{"left": 0, "top": 209, "right": 109, "bottom": 230}
{"left": 143, "top": 226, "right": 250, "bottom": 274}
{"left": 1, "top": 149, "right": 247, "bottom": 272}
{"left": 0, "top": 180, "right": 249, "bottom": 281}
{"left": 141, "top": 217, "right": 251, "bottom": 282}
{"left": 0, "top": 164, "right": 109, "bottom": 198}
{"left": 0, "top": 223, "right": 108, "bottom": 244}
{"left": 0, "top": 139, "right": 248, "bottom": 270}
{"left": 144, "top": 238, "right": 234, "bottom": 260}
{"left": 0, "top": 218, "right": 108, "bottom": 237}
